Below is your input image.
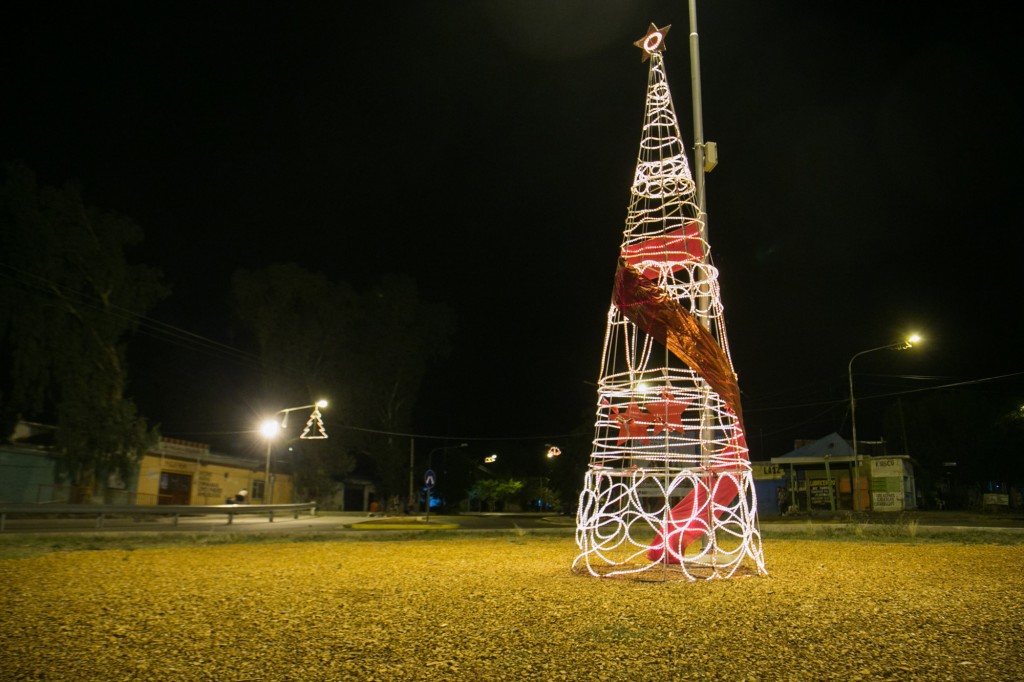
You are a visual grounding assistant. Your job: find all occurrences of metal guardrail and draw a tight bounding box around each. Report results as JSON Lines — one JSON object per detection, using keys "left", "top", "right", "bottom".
{"left": 0, "top": 502, "right": 317, "bottom": 532}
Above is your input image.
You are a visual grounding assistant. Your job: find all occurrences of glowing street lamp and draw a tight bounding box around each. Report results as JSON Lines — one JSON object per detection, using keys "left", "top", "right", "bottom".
{"left": 463, "top": 454, "right": 499, "bottom": 512}
{"left": 260, "top": 419, "right": 281, "bottom": 439}
{"left": 279, "top": 399, "right": 328, "bottom": 428}
{"left": 539, "top": 445, "right": 562, "bottom": 513}
{"left": 259, "top": 400, "right": 329, "bottom": 503}
{"left": 847, "top": 334, "right": 921, "bottom": 511}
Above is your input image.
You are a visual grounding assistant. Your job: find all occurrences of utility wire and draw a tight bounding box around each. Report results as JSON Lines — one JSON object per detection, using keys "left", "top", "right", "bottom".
{"left": 1, "top": 260, "right": 263, "bottom": 368}
{"left": 745, "top": 371, "right": 1023, "bottom": 414}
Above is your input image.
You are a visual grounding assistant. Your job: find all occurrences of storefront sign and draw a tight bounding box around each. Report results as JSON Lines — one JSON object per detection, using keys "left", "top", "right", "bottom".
{"left": 872, "top": 491, "right": 902, "bottom": 511}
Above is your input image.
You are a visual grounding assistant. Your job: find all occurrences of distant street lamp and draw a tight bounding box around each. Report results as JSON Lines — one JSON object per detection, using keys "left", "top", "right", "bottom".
{"left": 259, "top": 400, "right": 329, "bottom": 503}
{"left": 540, "top": 445, "right": 562, "bottom": 513}
{"left": 469, "top": 454, "right": 499, "bottom": 512}
{"left": 847, "top": 335, "right": 921, "bottom": 511}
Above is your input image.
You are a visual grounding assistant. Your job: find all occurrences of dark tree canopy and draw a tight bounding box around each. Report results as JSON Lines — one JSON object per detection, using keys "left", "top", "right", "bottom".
{"left": 231, "top": 263, "right": 357, "bottom": 406}
{"left": 353, "top": 274, "right": 456, "bottom": 497}
{"left": 0, "top": 164, "right": 166, "bottom": 497}
{"left": 230, "top": 264, "right": 455, "bottom": 500}
{"left": 885, "top": 388, "right": 1024, "bottom": 495}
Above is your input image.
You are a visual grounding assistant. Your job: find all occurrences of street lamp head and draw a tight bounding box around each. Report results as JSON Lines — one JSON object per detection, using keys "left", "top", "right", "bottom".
{"left": 895, "top": 333, "right": 923, "bottom": 350}
{"left": 259, "top": 419, "right": 281, "bottom": 439}
{"left": 315, "top": 399, "right": 328, "bottom": 408}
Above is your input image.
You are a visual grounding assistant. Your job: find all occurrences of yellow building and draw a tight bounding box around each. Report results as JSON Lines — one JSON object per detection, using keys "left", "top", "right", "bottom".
{"left": 135, "top": 437, "right": 294, "bottom": 506}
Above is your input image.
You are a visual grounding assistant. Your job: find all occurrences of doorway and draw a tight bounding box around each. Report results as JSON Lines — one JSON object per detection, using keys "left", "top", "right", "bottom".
{"left": 158, "top": 472, "right": 192, "bottom": 505}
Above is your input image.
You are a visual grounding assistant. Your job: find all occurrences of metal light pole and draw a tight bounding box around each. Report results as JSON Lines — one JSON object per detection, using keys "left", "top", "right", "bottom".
{"left": 848, "top": 336, "right": 920, "bottom": 511}
{"left": 408, "top": 439, "right": 415, "bottom": 512}
{"left": 688, "top": 0, "right": 710, "bottom": 222}
{"left": 259, "top": 400, "right": 328, "bottom": 504}
{"left": 475, "top": 454, "right": 498, "bottom": 512}
{"left": 687, "top": 0, "right": 716, "bottom": 333}
{"left": 543, "top": 445, "right": 561, "bottom": 513}
{"left": 259, "top": 420, "right": 280, "bottom": 503}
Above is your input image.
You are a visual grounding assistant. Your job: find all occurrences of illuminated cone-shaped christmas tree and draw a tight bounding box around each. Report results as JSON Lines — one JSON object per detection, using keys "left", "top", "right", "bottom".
{"left": 573, "top": 24, "right": 766, "bottom": 581}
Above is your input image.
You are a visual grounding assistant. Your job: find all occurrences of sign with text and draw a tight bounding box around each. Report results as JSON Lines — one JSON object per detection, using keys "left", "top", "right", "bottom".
{"left": 871, "top": 458, "right": 903, "bottom": 475}
{"left": 809, "top": 479, "right": 835, "bottom": 508}
{"left": 872, "top": 491, "right": 902, "bottom": 511}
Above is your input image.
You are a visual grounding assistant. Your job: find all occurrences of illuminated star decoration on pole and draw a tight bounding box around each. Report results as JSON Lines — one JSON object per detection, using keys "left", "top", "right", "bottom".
{"left": 573, "top": 23, "right": 766, "bottom": 581}
{"left": 633, "top": 23, "right": 671, "bottom": 62}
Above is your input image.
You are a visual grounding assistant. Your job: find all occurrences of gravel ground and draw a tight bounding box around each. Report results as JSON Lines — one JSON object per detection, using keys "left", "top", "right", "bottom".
{"left": 1, "top": 536, "right": 1022, "bottom": 681}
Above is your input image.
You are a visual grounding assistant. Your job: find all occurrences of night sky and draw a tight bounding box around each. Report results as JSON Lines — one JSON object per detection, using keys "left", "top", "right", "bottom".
{"left": 3, "top": 2, "right": 1022, "bottom": 462}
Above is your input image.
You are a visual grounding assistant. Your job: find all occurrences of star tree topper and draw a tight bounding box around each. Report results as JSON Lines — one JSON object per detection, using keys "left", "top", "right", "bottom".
{"left": 634, "top": 23, "right": 671, "bottom": 61}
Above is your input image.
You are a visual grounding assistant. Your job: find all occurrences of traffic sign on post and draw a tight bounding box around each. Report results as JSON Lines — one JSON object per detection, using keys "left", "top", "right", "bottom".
{"left": 423, "top": 469, "right": 437, "bottom": 524}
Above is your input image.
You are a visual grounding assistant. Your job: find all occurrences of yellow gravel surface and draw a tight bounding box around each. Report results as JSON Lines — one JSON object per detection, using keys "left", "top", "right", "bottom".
{"left": 2, "top": 537, "right": 1022, "bottom": 681}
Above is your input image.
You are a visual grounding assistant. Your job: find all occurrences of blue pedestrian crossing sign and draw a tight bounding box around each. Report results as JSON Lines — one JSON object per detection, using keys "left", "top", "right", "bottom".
{"left": 424, "top": 469, "right": 437, "bottom": 489}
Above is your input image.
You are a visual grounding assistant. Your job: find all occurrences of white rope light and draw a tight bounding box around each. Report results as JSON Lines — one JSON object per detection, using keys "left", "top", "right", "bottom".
{"left": 300, "top": 406, "right": 328, "bottom": 440}
{"left": 573, "top": 26, "right": 766, "bottom": 581}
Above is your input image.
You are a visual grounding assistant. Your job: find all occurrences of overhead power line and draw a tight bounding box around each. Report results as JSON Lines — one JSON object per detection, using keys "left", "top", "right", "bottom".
{"left": 0, "top": 260, "right": 262, "bottom": 369}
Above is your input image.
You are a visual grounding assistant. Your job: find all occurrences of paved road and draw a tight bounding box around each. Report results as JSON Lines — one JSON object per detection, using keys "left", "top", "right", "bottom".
{"left": 0, "top": 511, "right": 577, "bottom": 535}
{"left": 3, "top": 509, "right": 1021, "bottom": 536}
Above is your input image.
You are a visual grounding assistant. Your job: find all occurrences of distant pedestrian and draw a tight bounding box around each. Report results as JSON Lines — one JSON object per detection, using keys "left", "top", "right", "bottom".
{"left": 235, "top": 489, "right": 247, "bottom": 504}
{"left": 776, "top": 486, "right": 789, "bottom": 514}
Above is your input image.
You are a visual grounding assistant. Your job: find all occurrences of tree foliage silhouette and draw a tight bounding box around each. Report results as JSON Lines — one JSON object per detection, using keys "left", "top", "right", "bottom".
{"left": 0, "top": 164, "right": 166, "bottom": 499}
